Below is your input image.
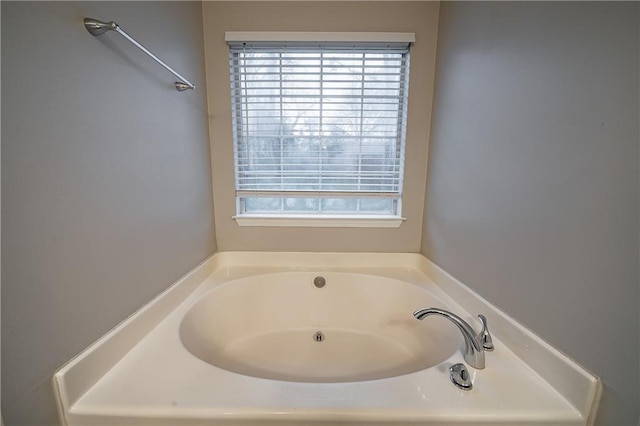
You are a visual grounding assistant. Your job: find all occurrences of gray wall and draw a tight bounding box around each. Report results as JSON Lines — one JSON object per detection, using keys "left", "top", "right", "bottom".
{"left": 1, "top": 2, "right": 216, "bottom": 424}
{"left": 422, "top": 2, "right": 639, "bottom": 425}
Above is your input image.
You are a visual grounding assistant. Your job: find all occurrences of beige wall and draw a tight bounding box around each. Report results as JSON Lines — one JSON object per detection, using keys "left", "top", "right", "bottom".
{"left": 203, "top": 1, "right": 439, "bottom": 252}
{"left": 422, "top": 2, "right": 639, "bottom": 425}
{"left": 1, "top": 2, "right": 216, "bottom": 424}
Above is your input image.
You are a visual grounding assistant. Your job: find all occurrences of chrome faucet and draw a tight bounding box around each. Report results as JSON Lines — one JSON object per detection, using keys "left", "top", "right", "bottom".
{"left": 413, "top": 308, "right": 493, "bottom": 369}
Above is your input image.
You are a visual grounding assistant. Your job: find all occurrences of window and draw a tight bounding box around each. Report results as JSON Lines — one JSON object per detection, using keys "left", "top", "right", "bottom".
{"left": 227, "top": 33, "right": 413, "bottom": 227}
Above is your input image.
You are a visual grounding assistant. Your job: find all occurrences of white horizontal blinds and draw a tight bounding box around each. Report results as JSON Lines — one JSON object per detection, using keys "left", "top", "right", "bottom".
{"left": 229, "top": 40, "right": 410, "bottom": 215}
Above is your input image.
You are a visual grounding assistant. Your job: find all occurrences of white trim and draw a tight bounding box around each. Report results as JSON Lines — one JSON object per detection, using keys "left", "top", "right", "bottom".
{"left": 233, "top": 214, "right": 406, "bottom": 228}
{"left": 225, "top": 31, "right": 415, "bottom": 44}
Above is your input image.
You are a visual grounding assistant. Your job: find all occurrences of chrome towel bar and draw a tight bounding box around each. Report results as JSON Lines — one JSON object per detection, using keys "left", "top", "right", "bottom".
{"left": 84, "top": 17, "right": 195, "bottom": 92}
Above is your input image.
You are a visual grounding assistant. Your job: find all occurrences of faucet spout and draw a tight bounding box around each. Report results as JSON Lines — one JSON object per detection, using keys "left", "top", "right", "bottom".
{"left": 413, "top": 307, "right": 485, "bottom": 369}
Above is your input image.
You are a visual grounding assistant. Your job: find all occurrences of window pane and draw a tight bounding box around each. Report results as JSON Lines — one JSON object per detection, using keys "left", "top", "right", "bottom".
{"left": 240, "top": 197, "right": 395, "bottom": 215}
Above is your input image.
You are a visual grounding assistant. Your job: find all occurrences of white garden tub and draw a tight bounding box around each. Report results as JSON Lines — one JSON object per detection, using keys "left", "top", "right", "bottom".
{"left": 54, "top": 252, "right": 601, "bottom": 426}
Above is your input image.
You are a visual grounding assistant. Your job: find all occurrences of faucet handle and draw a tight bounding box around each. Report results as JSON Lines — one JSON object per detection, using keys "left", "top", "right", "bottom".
{"left": 477, "top": 315, "right": 494, "bottom": 351}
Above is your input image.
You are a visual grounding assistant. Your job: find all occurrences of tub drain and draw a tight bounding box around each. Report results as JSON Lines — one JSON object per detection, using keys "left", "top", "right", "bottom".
{"left": 313, "top": 276, "right": 326, "bottom": 288}
{"left": 313, "top": 331, "right": 325, "bottom": 342}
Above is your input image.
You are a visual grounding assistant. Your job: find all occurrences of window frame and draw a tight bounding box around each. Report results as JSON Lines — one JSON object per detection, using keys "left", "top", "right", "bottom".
{"left": 226, "top": 32, "right": 414, "bottom": 228}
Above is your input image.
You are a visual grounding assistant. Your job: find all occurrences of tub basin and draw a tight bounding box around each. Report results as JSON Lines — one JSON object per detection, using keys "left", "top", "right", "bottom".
{"left": 180, "top": 272, "right": 459, "bottom": 382}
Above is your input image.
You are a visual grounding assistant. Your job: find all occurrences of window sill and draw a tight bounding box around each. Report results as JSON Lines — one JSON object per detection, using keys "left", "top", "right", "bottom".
{"left": 233, "top": 214, "right": 406, "bottom": 228}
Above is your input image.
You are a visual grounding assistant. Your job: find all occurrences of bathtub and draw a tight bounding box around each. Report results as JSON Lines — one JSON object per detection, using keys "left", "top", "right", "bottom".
{"left": 54, "top": 252, "right": 600, "bottom": 426}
